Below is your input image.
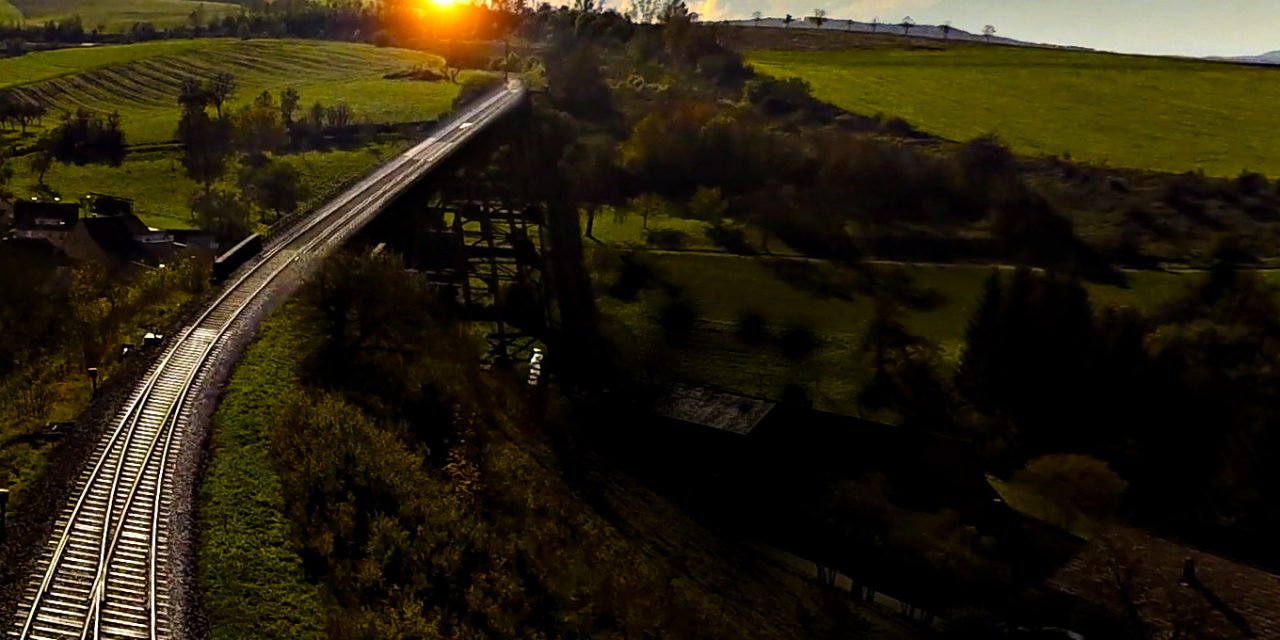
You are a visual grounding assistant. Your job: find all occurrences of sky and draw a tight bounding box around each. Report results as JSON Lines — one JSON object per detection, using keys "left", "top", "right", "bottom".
{"left": 694, "top": 0, "right": 1280, "bottom": 57}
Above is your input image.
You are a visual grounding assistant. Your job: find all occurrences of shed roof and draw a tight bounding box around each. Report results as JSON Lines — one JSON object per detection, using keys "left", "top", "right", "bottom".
{"left": 1048, "top": 526, "right": 1280, "bottom": 639}
{"left": 654, "top": 383, "right": 777, "bottom": 435}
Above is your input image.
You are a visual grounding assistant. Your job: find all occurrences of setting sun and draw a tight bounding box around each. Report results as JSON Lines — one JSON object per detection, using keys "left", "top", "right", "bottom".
{"left": 429, "top": 0, "right": 457, "bottom": 9}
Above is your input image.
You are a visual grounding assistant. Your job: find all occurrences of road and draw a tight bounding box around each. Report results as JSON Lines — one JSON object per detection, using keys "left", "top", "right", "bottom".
{"left": 6, "top": 79, "right": 526, "bottom": 640}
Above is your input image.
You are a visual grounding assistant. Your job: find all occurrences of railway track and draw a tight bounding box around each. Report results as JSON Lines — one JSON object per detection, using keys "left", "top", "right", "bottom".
{"left": 8, "top": 80, "right": 525, "bottom": 640}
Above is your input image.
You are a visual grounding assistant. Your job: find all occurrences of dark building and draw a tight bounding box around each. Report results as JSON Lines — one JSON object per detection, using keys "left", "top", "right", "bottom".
{"left": 63, "top": 214, "right": 165, "bottom": 270}
{"left": 11, "top": 200, "right": 80, "bottom": 244}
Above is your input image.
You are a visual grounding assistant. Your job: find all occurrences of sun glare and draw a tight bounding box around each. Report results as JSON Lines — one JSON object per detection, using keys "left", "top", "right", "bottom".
{"left": 429, "top": 0, "right": 457, "bottom": 9}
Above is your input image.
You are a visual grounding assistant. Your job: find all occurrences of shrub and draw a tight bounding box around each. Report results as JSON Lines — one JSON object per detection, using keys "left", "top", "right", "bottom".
{"left": 658, "top": 297, "right": 697, "bottom": 345}
{"left": 645, "top": 228, "right": 688, "bottom": 250}
{"left": 777, "top": 323, "right": 820, "bottom": 360}
{"left": 372, "top": 30, "right": 393, "bottom": 48}
{"left": 744, "top": 77, "right": 812, "bottom": 114}
{"left": 1236, "top": 170, "right": 1268, "bottom": 196}
{"left": 608, "top": 253, "right": 658, "bottom": 301}
{"left": 735, "top": 310, "right": 769, "bottom": 346}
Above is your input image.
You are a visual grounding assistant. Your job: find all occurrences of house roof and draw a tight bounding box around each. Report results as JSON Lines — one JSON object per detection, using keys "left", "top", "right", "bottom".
{"left": 78, "top": 216, "right": 151, "bottom": 264}
{"left": 13, "top": 201, "right": 79, "bottom": 230}
{"left": 655, "top": 383, "right": 777, "bottom": 435}
{"left": 1047, "top": 526, "right": 1280, "bottom": 639}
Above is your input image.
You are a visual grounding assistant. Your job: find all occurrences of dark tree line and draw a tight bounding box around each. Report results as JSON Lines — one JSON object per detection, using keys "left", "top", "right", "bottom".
{"left": 954, "top": 266, "right": 1280, "bottom": 569}
{"left": 0, "top": 91, "right": 48, "bottom": 132}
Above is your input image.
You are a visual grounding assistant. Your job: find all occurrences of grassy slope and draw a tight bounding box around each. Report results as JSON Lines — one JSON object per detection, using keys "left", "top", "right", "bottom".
{"left": 1, "top": 39, "right": 462, "bottom": 228}
{"left": 12, "top": 0, "right": 239, "bottom": 30}
{"left": 0, "top": 0, "right": 21, "bottom": 21}
{"left": 747, "top": 46, "right": 1280, "bottom": 178}
{"left": 12, "top": 141, "right": 411, "bottom": 230}
{"left": 197, "top": 304, "right": 326, "bottom": 640}
{"left": 2, "top": 39, "right": 458, "bottom": 144}
{"left": 590, "top": 214, "right": 1210, "bottom": 415}
{"left": 201, "top": 301, "right": 919, "bottom": 640}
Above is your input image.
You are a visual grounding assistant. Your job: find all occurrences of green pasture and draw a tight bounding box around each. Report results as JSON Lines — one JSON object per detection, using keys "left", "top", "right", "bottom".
{"left": 9, "top": 0, "right": 240, "bottom": 30}
{"left": 748, "top": 46, "right": 1280, "bottom": 178}
{"left": 597, "top": 238, "right": 1206, "bottom": 415}
{"left": 1, "top": 39, "right": 458, "bottom": 144}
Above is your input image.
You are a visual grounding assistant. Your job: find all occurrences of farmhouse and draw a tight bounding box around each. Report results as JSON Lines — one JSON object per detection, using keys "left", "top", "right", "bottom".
{"left": 11, "top": 200, "right": 80, "bottom": 245}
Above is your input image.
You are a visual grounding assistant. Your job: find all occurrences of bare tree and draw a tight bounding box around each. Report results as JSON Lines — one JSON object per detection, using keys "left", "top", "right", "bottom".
{"left": 871, "top": 16, "right": 879, "bottom": 32}
{"left": 811, "top": 8, "right": 827, "bottom": 28}
{"left": 783, "top": 13, "right": 793, "bottom": 28}
{"left": 941, "top": 20, "right": 952, "bottom": 40}
{"left": 899, "top": 16, "right": 915, "bottom": 36}
{"left": 983, "top": 24, "right": 996, "bottom": 43}
{"left": 751, "top": 9, "right": 762, "bottom": 26}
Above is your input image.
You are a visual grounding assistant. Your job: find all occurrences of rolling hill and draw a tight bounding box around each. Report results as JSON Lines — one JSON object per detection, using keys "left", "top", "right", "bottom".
{"left": 8, "top": 0, "right": 240, "bottom": 30}
{"left": 1, "top": 39, "right": 464, "bottom": 227}
{"left": 2, "top": 39, "right": 458, "bottom": 144}
{"left": 747, "top": 45, "right": 1280, "bottom": 178}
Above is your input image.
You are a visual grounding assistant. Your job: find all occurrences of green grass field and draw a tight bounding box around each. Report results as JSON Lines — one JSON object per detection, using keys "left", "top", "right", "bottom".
{"left": 8, "top": 141, "right": 410, "bottom": 229}
{"left": 2, "top": 39, "right": 459, "bottom": 145}
{"left": 1, "top": 39, "right": 464, "bottom": 227}
{"left": 1, "top": 0, "right": 21, "bottom": 22}
{"left": 747, "top": 46, "right": 1280, "bottom": 178}
{"left": 592, "top": 215, "right": 1212, "bottom": 414}
{"left": 197, "top": 304, "right": 326, "bottom": 640}
{"left": 10, "top": 0, "right": 240, "bottom": 30}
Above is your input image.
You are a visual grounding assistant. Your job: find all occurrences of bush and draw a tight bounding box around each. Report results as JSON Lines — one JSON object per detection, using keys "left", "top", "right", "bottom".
{"left": 777, "top": 323, "right": 820, "bottom": 360}
{"left": 704, "top": 224, "right": 755, "bottom": 255}
{"left": 1236, "top": 170, "right": 1268, "bottom": 197}
{"left": 607, "top": 253, "right": 659, "bottom": 301}
{"left": 645, "top": 228, "right": 687, "bottom": 250}
{"left": 371, "top": 29, "right": 393, "bottom": 48}
{"left": 735, "top": 310, "right": 769, "bottom": 346}
{"left": 451, "top": 75, "right": 502, "bottom": 110}
{"left": 744, "top": 77, "right": 812, "bottom": 114}
{"left": 1107, "top": 176, "right": 1131, "bottom": 193}
{"left": 658, "top": 297, "right": 697, "bottom": 345}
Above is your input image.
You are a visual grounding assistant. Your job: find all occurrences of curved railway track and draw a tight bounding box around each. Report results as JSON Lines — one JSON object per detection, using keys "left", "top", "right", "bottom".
{"left": 8, "top": 80, "right": 525, "bottom": 640}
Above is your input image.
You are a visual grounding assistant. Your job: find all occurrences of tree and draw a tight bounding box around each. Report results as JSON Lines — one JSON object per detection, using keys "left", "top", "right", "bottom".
{"left": 783, "top": 13, "right": 793, "bottom": 28}
{"left": 871, "top": 16, "right": 879, "bottom": 32}
{"left": 629, "top": 193, "right": 666, "bottom": 230}
{"left": 688, "top": 186, "right": 727, "bottom": 224}
{"left": 846, "top": 18, "right": 854, "bottom": 31}
{"left": 811, "top": 8, "right": 826, "bottom": 28}
{"left": 208, "top": 71, "right": 237, "bottom": 117}
{"left": 308, "top": 101, "right": 325, "bottom": 132}
{"left": 325, "top": 103, "right": 353, "bottom": 129}
{"left": 280, "top": 87, "right": 301, "bottom": 127}
{"left": 178, "top": 105, "right": 233, "bottom": 195}
{"left": 233, "top": 91, "right": 287, "bottom": 158}
{"left": 983, "top": 24, "right": 996, "bottom": 43}
{"left": 899, "top": 16, "right": 915, "bottom": 36}
{"left": 563, "top": 143, "right": 620, "bottom": 238}
{"left": 189, "top": 188, "right": 251, "bottom": 245}
{"left": 243, "top": 159, "right": 307, "bottom": 223}
{"left": 188, "top": 2, "right": 206, "bottom": 30}
{"left": 751, "top": 10, "right": 762, "bottom": 26}
{"left": 941, "top": 20, "right": 951, "bottom": 39}
{"left": 178, "top": 77, "right": 209, "bottom": 111}
{"left": 28, "top": 140, "right": 54, "bottom": 186}
{"left": 1015, "top": 455, "right": 1128, "bottom": 530}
